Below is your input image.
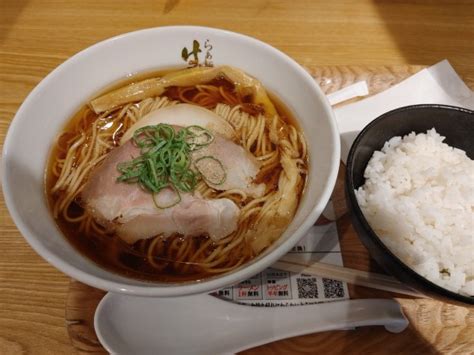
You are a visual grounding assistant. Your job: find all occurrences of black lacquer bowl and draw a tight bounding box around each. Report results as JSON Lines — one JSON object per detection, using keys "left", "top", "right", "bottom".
{"left": 345, "top": 104, "right": 474, "bottom": 305}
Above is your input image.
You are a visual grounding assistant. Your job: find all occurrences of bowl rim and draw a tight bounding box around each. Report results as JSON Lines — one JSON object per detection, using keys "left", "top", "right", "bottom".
{"left": 2, "top": 25, "right": 340, "bottom": 296}
{"left": 346, "top": 104, "right": 474, "bottom": 304}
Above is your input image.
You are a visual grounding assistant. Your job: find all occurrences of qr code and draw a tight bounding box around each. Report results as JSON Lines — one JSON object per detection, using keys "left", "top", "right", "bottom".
{"left": 323, "top": 278, "right": 345, "bottom": 298}
{"left": 296, "top": 277, "right": 319, "bottom": 298}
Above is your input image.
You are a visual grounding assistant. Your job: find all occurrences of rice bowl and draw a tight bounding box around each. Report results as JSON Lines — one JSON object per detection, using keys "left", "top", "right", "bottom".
{"left": 346, "top": 104, "right": 474, "bottom": 305}
{"left": 355, "top": 128, "right": 473, "bottom": 296}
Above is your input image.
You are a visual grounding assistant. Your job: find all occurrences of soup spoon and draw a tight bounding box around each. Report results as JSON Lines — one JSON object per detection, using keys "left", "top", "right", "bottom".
{"left": 94, "top": 292, "right": 407, "bottom": 354}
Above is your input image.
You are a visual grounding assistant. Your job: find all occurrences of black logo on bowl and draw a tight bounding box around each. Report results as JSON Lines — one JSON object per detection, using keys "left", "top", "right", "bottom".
{"left": 181, "top": 40, "right": 213, "bottom": 67}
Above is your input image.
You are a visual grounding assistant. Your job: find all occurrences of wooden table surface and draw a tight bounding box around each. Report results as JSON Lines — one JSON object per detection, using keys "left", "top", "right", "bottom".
{"left": 1, "top": 1, "right": 473, "bottom": 354}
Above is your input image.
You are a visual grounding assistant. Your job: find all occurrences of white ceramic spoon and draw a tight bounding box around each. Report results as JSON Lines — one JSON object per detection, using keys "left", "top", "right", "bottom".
{"left": 94, "top": 292, "right": 408, "bottom": 355}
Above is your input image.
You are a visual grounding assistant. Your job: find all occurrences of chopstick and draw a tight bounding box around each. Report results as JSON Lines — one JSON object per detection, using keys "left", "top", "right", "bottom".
{"left": 273, "top": 255, "right": 425, "bottom": 298}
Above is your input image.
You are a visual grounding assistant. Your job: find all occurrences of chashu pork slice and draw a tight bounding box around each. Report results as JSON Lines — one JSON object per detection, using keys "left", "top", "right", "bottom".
{"left": 81, "top": 140, "right": 240, "bottom": 244}
{"left": 192, "top": 134, "right": 265, "bottom": 197}
{"left": 121, "top": 105, "right": 265, "bottom": 198}
{"left": 120, "top": 104, "right": 236, "bottom": 144}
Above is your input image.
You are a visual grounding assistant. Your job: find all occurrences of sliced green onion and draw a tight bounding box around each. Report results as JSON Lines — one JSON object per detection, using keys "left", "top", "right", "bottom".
{"left": 185, "top": 125, "right": 214, "bottom": 149}
{"left": 194, "top": 155, "right": 227, "bottom": 185}
{"left": 152, "top": 185, "right": 182, "bottom": 209}
{"left": 116, "top": 123, "right": 226, "bottom": 208}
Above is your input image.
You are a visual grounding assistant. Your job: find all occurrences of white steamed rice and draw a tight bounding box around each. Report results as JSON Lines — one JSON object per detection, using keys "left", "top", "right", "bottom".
{"left": 355, "top": 128, "right": 473, "bottom": 296}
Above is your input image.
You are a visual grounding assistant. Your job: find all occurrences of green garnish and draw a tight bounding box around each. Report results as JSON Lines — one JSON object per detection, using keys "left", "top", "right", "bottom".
{"left": 152, "top": 184, "right": 182, "bottom": 209}
{"left": 194, "top": 156, "right": 226, "bottom": 185}
{"left": 116, "top": 124, "right": 221, "bottom": 208}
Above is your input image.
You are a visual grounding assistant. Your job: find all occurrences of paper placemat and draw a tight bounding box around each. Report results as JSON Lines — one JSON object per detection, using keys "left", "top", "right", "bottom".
{"left": 216, "top": 202, "right": 350, "bottom": 306}
{"left": 335, "top": 60, "right": 474, "bottom": 163}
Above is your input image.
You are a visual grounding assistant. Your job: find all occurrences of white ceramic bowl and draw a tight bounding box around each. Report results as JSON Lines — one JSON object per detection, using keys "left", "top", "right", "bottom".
{"left": 2, "top": 26, "right": 340, "bottom": 296}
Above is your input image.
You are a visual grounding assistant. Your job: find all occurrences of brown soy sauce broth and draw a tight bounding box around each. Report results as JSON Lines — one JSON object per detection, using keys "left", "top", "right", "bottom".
{"left": 45, "top": 68, "right": 306, "bottom": 283}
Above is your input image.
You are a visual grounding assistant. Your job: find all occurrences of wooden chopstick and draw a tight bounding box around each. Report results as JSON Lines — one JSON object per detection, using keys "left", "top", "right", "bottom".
{"left": 273, "top": 255, "right": 425, "bottom": 298}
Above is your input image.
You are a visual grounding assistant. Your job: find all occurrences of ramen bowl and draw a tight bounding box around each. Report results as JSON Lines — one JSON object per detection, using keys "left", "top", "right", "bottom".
{"left": 2, "top": 26, "right": 340, "bottom": 296}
